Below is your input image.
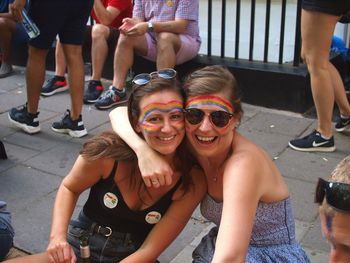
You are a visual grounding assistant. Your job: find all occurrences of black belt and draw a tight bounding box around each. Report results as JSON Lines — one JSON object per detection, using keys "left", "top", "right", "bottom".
{"left": 70, "top": 219, "right": 115, "bottom": 237}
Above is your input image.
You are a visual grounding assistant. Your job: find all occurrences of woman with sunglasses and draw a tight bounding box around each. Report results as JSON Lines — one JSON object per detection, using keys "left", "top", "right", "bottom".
{"left": 316, "top": 155, "right": 350, "bottom": 263}
{"left": 110, "top": 65, "right": 310, "bottom": 262}
{"left": 4, "top": 77, "right": 206, "bottom": 263}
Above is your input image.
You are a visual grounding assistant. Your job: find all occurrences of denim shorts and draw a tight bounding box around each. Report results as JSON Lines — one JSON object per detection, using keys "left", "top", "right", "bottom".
{"left": 0, "top": 228, "right": 14, "bottom": 260}
{"left": 67, "top": 212, "right": 142, "bottom": 263}
{"left": 302, "top": 0, "right": 350, "bottom": 16}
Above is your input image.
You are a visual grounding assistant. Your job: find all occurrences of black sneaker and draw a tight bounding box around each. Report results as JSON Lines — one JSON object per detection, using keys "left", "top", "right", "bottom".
{"left": 94, "top": 86, "right": 127, "bottom": 110}
{"left": 83, "top": 80, "right": 104, "bottom": 104}
{"left": 41, "top": 75, "right": 68, "bottom": 96}
{"left": 288, "top": 130, "right": 335, "bottom": 152}
{"left": 335, "top": 116, "right": 350, "bottom": 132}
{"left": 51, "top": 110, "right": 88, "bottom": 138}
{"left": 8, "top": 104, "right": 40, "bottom": 134}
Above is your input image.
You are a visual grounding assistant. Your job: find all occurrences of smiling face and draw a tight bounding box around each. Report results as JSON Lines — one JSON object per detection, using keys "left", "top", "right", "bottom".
{"left": 184, "top": 93, "right": 237, "bottom": 158}
{"left": 136, "top": 90, "right": 185, "bottom": 156}
{"left": 320, "top": 209, "right": 350, "bottom": 263}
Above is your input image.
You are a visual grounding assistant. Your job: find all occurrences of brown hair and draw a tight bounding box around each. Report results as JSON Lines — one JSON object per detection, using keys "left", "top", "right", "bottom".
{"left": 183, "top": 65, "right": 243, "bottom": 121}
{"left": 320, "top": 155, "right": 350, "bottom": 214}
{"left": 81, "top": 77, "right": 195, "bottom": 197}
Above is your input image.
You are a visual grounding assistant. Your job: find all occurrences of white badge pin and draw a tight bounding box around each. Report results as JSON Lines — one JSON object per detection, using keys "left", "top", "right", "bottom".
{"left": 103, "top": 192, "right": 118, "bottom": 209}
{"left": 145, "top": 211, "right": 162, "bottom": 224}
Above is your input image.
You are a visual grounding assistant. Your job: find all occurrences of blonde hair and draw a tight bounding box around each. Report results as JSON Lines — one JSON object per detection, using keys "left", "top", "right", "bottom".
{"left": 320, "top": 155, "right": 350, "bottom": 214}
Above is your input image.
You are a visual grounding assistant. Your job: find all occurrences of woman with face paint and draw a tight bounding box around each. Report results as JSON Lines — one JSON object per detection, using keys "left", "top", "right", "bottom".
{"left": 109, "top": 65, "right": 310, "bottom": 262}
{"left": 4, "top": 72, "right": 206, "bottom": 263}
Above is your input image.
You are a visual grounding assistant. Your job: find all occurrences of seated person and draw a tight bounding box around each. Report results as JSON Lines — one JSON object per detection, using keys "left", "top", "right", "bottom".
{"left": 4, "top": 74, "right": 206, "bottom": 263}
{"left": 0, "top": 0, "right": 28, "bottom": 78}
{"left": 315, "top": 155, "right": 350, "bottom": 263}
{"left": 0, "top": 201, "right": 15, "bottom": 261}
{"left": 41, "top": 0, "right": 132, "bottom": 104}
{"left": 94, "top": 0, "right": 201, "bottom": 110}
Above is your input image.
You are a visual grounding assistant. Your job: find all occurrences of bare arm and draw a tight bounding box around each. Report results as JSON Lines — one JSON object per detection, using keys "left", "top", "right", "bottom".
{"left": 47, "top": 156, "right": 106, "bottom": 263}
{"left": 212, "top": 153, "right": 264, "bottom": 263}
{"left": 125, "top": 18, "right": 189, "bottom": 37}
{"left": 109, "top": 107, "right": 174, "bottom": 187}
{"left": 120, "top": 168, "right": 207, "bottom": 263}
{"left": 93, "top": 0, "right": 121, "bottom": 26}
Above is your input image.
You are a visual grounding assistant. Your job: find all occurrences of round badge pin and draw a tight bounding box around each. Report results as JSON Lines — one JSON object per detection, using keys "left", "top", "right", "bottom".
{"left": 103, "top": 192, "right": 118, "bottom": 209}
{"left": 145, "top": 211, "right": 162, "bottom": 224}
{"left": 167, "top": 0, "right": 173, "bottom": 7}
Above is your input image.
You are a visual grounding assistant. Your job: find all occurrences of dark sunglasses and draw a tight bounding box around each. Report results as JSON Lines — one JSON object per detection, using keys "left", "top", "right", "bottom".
{"left": 132, "top": 68, "right": 177, "bottom": 85}
{"left": 315, "top": 177, "right": 350, "bottom": 212}
{"left": 183, "top": 108, "right": 234, "bottom": 128}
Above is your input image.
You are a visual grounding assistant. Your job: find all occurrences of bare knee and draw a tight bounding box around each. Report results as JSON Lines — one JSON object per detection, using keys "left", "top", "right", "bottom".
{"left": 91, "top": 24, "right": 110, "bottom": 41}
{"left": 0, "top": 17, "right": 16, "bottom": 33}
{"left": 61, "top": 44, "right": 82, "bottom": 64}
{"left": 156, "top": 32, "right": 178, "bottom": 51}
{"left": 302, "top": 49, "right": 330, "bottom": 75}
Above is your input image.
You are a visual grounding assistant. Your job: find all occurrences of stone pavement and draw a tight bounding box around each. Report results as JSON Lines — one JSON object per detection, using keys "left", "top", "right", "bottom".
{"left": 1, "top": 66, "right": 350, "bottom": 262}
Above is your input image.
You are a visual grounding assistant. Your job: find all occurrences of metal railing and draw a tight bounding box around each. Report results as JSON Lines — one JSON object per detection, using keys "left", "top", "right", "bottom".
{"left": 202, "top": 0, "right": 302, "bottom": 66}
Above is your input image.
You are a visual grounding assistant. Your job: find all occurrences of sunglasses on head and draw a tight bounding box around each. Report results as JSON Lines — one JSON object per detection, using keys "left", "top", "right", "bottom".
{"left": 183, "top": 108, "right": 234, "bottom": 128}
{"left": 132, "top": 68, "right": 177, "bottom": 86}
{"left": 315, "top": 177, "right": 350, "bottom": 213}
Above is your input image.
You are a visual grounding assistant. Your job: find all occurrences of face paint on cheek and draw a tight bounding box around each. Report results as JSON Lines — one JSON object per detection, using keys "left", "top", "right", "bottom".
{"left": 172, "top": 118, "right": 185, "bottom": 130}
{"left": 139, "top": 122, "right": 163, "bottom": 133}
{"left": 186, "top": 95, "right": 234, "bottom": 112}
{"left": 139, "top": 100, "right": 183, "bottom": 122}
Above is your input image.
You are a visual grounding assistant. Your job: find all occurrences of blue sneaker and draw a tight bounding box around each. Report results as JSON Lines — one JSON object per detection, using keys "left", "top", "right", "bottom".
{"left": 41, "top": 76, "right": 68, "bottom": 96}
{"left": 83, "top": 80, "right": 104, "bottom": 104}
{"left": 51, "top": 110, "right": 87, "bottom": 138}
{"left": 94, "top": 86, "right": 127, "bottom": 110}
{"left": 8, "top": 104, "right": 40, "bottom": 134}
{"left": 288, "top": 130, "right": 335, "bottom": 152}
{"left": 335, "top": 116, "right": 350, "bottom": 132}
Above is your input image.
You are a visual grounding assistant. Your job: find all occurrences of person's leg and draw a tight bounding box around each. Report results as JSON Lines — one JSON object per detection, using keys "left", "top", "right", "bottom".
{"left": 54, "top": 40, "right": 67, "bottom": 77}
{"left": 61, "top": 43, "right": 84, "bottom": 120}
{"left": 90, "top": 24, "right": 110, "bottom": 81}
{"left": 40, "top": 40, "right": 69, "bottom": 97}
{"left": 155, "top": 32, "right": 182, "bottom": 69}
{"left": 112, "top": 34, "right": 148, "bottom": 90}
{"left": 94, "top": 34, "right": 147, "bottom": 110}
{"left": 330, "top": 63, "right": 350, "bottom": 117}
{"left": 26, "top": 46, "right": 49, "bottom": 114}
{"left": 83, "top": 24, "right": 113, "bottom": 104}
{"left": 2, "top": 252, "right": 50, "bottom": 263}
{"left": 288, "top": 9, "right": 339, "bottom": 152}
{"left": 301, "top": 9, "right": 339, "bottom": 137}
{"left": 0, "top": 17, "right": 16, "bottom": 77}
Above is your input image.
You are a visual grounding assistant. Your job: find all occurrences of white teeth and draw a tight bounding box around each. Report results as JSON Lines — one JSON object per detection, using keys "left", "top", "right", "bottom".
{"left": 159, "top": 136, "right": 175, "bottom": 141}
{"left": 197, "top": 136, "right": 215, "bottom": 142}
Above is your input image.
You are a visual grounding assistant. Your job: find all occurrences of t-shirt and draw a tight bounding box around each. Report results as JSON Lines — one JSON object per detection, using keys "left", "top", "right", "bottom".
{"left": 91, "top": 0, "right": 132, "bottom": 28}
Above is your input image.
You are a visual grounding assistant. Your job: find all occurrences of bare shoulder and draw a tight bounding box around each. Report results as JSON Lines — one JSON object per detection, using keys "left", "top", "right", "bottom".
{"left": 223, "top": 134, "right": 273, "bottom": 188}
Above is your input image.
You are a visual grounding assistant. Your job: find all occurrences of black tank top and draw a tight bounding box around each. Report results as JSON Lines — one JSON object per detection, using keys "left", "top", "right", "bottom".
{"left": 83, "top": 162, "right": 182, "bottom": 241}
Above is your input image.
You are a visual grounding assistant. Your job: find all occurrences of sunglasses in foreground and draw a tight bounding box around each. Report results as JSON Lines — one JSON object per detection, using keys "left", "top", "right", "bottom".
{"left": 133, "top": 68, "right": 177, "bottom": 86}
{"left": 315, "top": 177, "right": 350, "bottom": 213}
{"left": 183, "top": 108, "right": 234, "bottom": 128}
